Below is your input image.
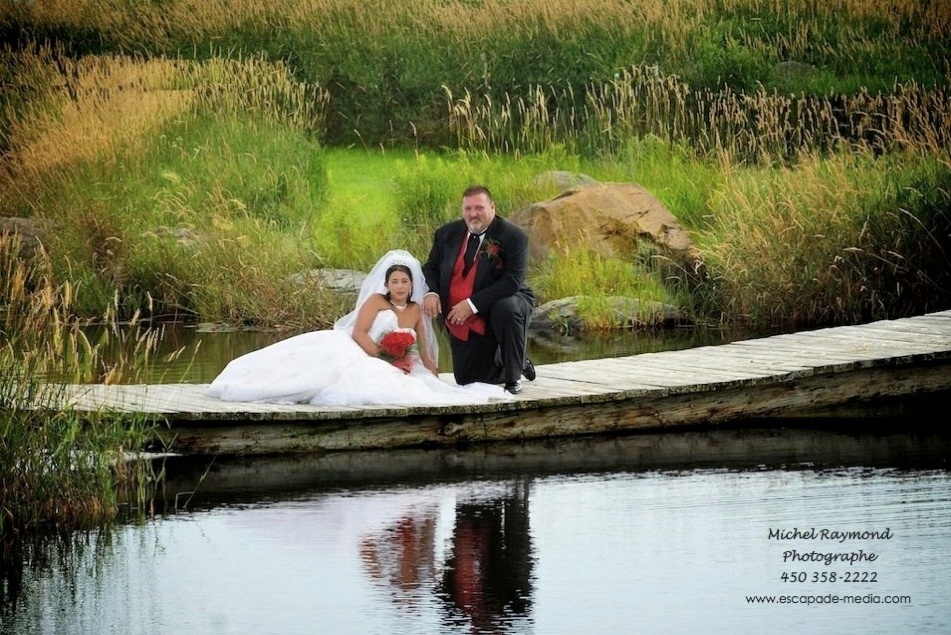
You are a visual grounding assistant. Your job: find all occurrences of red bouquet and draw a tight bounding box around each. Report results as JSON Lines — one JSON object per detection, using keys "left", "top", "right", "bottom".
{"left": 378, "top": 330, "right": 418, "bottom": 373}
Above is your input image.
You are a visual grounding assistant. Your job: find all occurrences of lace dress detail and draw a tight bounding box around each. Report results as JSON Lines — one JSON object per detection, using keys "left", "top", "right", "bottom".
{"left": 207, "top": 309, "right": 510, "bottom": 406}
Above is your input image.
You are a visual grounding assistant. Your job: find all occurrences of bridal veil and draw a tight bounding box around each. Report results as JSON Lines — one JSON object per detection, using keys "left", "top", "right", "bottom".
{"left": 333, "top": 249, "right": 439, "bottom": 369}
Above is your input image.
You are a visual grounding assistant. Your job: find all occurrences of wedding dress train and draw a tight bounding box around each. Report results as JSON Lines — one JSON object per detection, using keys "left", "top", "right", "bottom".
{"left": 207, "top": 309, "right": 511, "bottom": 406}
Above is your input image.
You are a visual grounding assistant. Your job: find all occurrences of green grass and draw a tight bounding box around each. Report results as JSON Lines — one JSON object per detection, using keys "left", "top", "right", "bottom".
{"left": 321, "top": 147, "right": 404, "bottom": 221}
{"left": 1, "top": 41, "right": 947, "bottom": 333}
{"left": 313, "top": 147, "right": 415, "bottom": 269}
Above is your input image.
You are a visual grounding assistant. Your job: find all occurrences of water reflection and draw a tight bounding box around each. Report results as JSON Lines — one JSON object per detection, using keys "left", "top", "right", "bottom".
{"left": 437, "top": 481, "right": 533, "bottom": 633}
{"left": 360, "top": 505, "right": 440, "bottom": 609}
{"left": 357, "top": 480, "right": 534, "bottom": 634}
{"left": 3, "top": 426, "right": 950, "bottom": 634}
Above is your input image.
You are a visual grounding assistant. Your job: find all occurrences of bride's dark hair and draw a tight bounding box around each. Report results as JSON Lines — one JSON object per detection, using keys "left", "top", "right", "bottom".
{"left": 384, "top": 263, "right": 414, "bottom": 302}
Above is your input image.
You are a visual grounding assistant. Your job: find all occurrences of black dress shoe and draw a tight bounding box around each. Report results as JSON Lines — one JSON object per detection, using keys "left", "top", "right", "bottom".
{"left": 504, "top": 381, "right": 523, "bottom": 394}
{"left": 522, "top": 358, "right": 536, "bottom": 381}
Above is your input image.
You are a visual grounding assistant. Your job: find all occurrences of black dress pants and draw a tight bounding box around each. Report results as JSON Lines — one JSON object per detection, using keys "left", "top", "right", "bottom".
{"left": 450, "top": 292, "right": 533, "bottom": 385}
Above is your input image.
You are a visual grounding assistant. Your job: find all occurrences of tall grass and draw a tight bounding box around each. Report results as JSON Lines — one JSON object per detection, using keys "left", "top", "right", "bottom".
{"left": 0, "top": 3, "right": 948, "bottom": 332}
{"left": 0, "top": 45, "right": 341, "bottom": 328}
{"left": 448, "top": 65, "right": 951, "bottom": 163}
{"left": 5, "top": 0, "right": 947, "bottom": 87}
{"left": 1, "top": 235, "right": 161, "bottom": 535}
{"left": 4, "top": 0, "right": 947, "bottom": 149}
{"left": 694, "top": 150, "right": 951, "bottom": 326}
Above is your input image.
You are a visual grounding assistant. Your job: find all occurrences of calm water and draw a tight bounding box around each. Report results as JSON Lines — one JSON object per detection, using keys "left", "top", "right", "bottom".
{"left": 2, "top": 423, "right": 949, "bottom": 634}
{"left": 84, "top": 322, "right": 783, "bottom": 384}
{"left": 9, "top": 325, "right": 948, "bottom": 633}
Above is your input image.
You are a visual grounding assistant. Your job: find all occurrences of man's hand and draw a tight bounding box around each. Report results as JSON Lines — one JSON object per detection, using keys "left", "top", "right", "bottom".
{"left": 446, "top": 300, "right": 473, "bottom": 325}
{"left": 422, "top": 292, "right": 442, "bottom": 318}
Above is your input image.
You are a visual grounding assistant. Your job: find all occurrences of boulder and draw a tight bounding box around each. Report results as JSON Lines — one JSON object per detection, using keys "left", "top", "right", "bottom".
{"left": 531, "top": 296, "right": 688, "bottom": 334}
{"left": 289, "top": 268, "right": 366, "bottom": 294}
{"left": 507, "top": 183, "right": 701, "bottom": 274}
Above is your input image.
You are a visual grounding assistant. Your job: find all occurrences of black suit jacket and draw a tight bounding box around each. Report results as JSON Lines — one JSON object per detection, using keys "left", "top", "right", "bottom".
{"left": 422, "top": 217, "right": 535, "bottom": 318}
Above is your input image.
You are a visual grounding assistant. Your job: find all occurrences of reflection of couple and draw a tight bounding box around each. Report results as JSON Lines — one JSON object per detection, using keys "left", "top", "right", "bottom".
{"left": 438, "top": 485, "right": 534, "bottom": 632}
{"left": 360, "top": 483, "right": 534, "bottom": 632}
{"left": 360, "top": 509, "right": 439, "bottom": 609}
{"left": 207, "top": 185, "right": 536, "bottom": 406}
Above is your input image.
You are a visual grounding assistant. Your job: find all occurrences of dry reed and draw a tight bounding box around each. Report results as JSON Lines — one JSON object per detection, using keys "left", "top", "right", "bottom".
{"left": 7, "top": 0, "right": 945, "bottom": 56}
{"left": 1, "top": 234, "right": 161, "bottom": 533}
{"left": 1, "top": 45, "right": 326, "bottom": 204}
{"left": 449, "top": 65, "right": 950, "bottom": 163}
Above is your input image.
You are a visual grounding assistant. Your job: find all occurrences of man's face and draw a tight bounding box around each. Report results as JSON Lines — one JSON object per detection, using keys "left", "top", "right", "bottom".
{"left": 462, "top": 192, "right": 496, "bottom": 234}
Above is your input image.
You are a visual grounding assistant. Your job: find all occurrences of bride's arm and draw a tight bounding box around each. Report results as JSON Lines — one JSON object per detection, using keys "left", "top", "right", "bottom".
{"left": 351, "top": 294, "right": 384, "bottom": 358}
{"left": 413, "top": 308, "right": 438, "bottom": 375}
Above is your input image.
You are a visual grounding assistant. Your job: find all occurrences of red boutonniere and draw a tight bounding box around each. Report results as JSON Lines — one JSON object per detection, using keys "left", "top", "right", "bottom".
{"left": 481, "top": 237, "right": 503, "bottom": 269}
{"left": 378, "top": 330, "right": 418, "bottom": 373}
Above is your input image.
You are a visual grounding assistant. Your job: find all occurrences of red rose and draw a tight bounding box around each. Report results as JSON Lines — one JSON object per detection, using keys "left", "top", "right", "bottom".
{"left": 482, "top": 237, "right": 503, "bottom": 269}
{"left": 379, "top": 331, "right": 415, "bottom": 358}
{"left": 378, "top": 330, "right": 418, "bottom": 373}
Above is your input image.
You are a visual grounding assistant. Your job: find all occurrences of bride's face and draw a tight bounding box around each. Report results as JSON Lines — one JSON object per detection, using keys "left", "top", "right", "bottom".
{"left": 386, "top": 271, "right": 413, "bottom": 301}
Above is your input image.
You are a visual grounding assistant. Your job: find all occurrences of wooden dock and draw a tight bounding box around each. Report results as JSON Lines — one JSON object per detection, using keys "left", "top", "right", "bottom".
{"left": 45, "top": 310, "right": 951, "bottom": 456}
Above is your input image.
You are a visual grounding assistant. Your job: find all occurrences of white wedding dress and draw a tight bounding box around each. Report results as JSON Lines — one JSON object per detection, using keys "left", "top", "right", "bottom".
{"left": 207, "top": 309, "right": 511, "bottom": 406}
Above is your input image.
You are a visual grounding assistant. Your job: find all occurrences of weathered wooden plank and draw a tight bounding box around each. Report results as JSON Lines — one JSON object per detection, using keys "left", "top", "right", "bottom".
{"left": 800, "top": 329, "right": 950, "bottom": 349}
{"left": 732, "top": 334, "right": 933, "bottom": 360}
{"left": 909, "top": 314, "right": 951, "bottom": 327}
{"left": 673, "top": 348, "right": 814, "bottom": 374}
{"left": 159, "top": 360, "right": 951, "bottom": 455}
{"left": 531, "top": 363, "right": 675, "bottom": 389}
{"left": 813, "top": 318, "right": 950, "bottom": 337}
{"left": 725, "top": 344, "right": 874, "bottom": 368}
{"left": 514, "top": 376, "right": 629, "bottom": 398}
{"left": 596, "top": 355, "right": 784, "bottom": 379}
{"left": 861, "top": 320, "right": 951, "bottom": 335}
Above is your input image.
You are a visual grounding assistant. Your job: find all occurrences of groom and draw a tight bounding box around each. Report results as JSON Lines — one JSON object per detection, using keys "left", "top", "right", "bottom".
{"left": 422, "top": 185, "right": 536, "bottom": 394}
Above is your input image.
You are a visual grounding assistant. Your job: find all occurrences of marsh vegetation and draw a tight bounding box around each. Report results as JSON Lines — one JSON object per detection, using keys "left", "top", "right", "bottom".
{"left": 1, "top": 235, "right": 160, "bottom": 535}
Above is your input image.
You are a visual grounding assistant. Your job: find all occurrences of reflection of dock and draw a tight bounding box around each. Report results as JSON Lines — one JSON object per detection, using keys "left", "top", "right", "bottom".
{"left": 158, "top": 425, "right": 951, "bottom": 510}
{"left": 48, "top": 310, "right": 951, "bottom": 456}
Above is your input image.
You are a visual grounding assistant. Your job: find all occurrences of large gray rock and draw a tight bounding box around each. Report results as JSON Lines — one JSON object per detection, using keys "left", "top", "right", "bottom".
{"left": 289, "top": 268, "right": 366, "bottom": 293}
{"left": 534, "top": 170, "right": 599, "bottom": 190}
{"left": 531, "top": 296, "right": 688, "bottom": 334}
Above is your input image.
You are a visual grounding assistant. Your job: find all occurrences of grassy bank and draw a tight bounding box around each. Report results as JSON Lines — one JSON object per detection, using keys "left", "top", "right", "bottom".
{"left": 0, "top": 1, "right": 948, "bottom": 335}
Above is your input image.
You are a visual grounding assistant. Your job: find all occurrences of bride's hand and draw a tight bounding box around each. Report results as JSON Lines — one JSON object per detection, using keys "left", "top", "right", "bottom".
{"left": 423, "top": 292, "right": 441, "bottom": 318}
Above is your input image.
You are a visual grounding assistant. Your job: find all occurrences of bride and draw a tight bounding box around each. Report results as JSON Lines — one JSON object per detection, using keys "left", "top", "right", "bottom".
{"left": 206, "top": 250, "right": 513, "bottom": 406}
